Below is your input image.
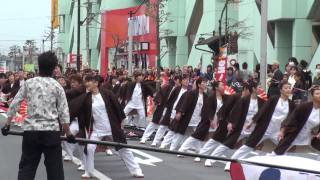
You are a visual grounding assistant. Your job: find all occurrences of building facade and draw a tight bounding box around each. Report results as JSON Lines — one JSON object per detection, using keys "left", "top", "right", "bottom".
{"left": 58, "top": 0, "right": 320, "bottom": 75}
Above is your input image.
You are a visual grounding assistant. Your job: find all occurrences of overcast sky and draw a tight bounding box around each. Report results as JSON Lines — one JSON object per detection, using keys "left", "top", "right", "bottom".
{"left": 0, "top": 0, "right": 51, "bottom": 55}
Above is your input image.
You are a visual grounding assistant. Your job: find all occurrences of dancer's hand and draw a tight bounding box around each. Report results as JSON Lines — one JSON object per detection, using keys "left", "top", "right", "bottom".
{"left": 316, "top": 133, "right": 320, "bottom": 140}
{"left": 1, "top": 124, "right": 10, "bottom": 136}
{"left": 278, "top": 131, "right": 285, "bottom": 141}
{"left": 175, "top": 112, "right": 181, "bottom": 121}
{"left": 227, "top": 123, "right": 233, "bottom": 134}
{"left": 245, "top": 121, "right": 253, "bottom": 130}
{"left": 66, "top": 134, "right": 77, "bottom": 144}
{"left": 210, "top": 119, "right": 219, "bottom": 129}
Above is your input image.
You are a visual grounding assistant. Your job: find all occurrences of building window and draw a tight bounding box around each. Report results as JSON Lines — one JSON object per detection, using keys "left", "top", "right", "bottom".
{"left": 59, "top": 15, "right": 65, "bottom": 33}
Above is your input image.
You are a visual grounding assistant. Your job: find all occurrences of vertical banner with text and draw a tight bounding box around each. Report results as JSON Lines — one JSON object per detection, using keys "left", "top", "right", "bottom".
{"left": 51, "top": 0, "right": 59, "bottom": 29}
{"left": 215, "top": 47, "right": 227, "bottom": 84}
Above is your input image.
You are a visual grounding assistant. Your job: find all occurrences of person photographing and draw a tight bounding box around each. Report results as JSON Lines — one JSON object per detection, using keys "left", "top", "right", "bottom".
{"left": 1, "top": 52, "right": 75, "bottom": 180}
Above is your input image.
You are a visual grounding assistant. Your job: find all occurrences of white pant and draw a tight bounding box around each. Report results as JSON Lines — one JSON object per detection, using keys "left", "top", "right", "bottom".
{"left": 169, "top": 133, "right": 186, "bottom": 151}
{"left": 199, "top": 139, "right": 220, "bottom": 156}
{"left": 178, "top": 137, "right": 203, "bottom": 153}
{"left": 160, "top": 130, "right": 175, "bottom": 148}
{"left": 124, "top": 106, "right": 146, "bottom": 128}
{"left": 225, "top": 134, "right": 279, "bottom": 170}
{"left": 205, "top": 144, "right": 229, "bottom": 165}
{"left": 141, "top": 122, "right": 159, "bottom": 142}
{"left": 152, "top": 125, "right": 168, "bottom": 145}
{"left": 85, "top": 132, "right": 141, "bottom": 175}
{"left": 63, "top": 120, "right": 85, "bottom": 165}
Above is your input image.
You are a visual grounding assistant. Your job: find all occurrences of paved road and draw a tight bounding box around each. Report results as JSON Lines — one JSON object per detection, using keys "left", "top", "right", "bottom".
{"left": 2, "top": 114, "right": 319, "bottom": 180}
{"left": 0, "top": 115, "right": 231, "bottom": 180}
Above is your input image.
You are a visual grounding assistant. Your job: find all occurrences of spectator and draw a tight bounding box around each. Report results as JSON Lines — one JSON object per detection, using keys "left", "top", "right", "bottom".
{"left": 233, "top": 62, "right": 240, "bottom": 79}
{"left": 288, "top": 66, "right": 298, "bottom": 87}
{"left": 240, "top": 62, "right": 251, "bottom": 81}
{"left": 267, "top": 61, "right": 283, "bottom": 97}
{"left": 253, "top": 63, "right": 260, "bottom": 82}
{"left": 313, "top": 64, "right": 320, "bottom": 85}
{"left": 204, "top": 65, "right": 214, "bottom": 81}
{"left": 292, "top": 71, "right": 307, "bottom": 104}
{"left": 284, "top": 63, "right": 292, "bottom": 75}
{"left": 226, "top": 67, "right": 236, "bottom": 87}
{"left": 300, "top": 60, "right": 312, "bottom": 89}
{"left": 288, "top": 57, "right": 298, "bottom": 66}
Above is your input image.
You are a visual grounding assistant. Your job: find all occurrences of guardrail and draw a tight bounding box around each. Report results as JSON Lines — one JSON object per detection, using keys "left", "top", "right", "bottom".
{"left": 7, "top": 130, "right": 320, "bottom": 175}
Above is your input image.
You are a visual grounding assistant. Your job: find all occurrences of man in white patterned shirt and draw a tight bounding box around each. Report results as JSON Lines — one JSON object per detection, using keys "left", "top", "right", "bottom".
{"left": 1, "top": 52, "right": 74, "bottom": 180}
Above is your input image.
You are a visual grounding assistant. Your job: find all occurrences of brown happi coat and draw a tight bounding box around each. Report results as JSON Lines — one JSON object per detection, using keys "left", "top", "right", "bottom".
{"left": 245, "top": 96, "right": 295, "bottom": 148}
{"left": 274, "top": 102, "right": 318, "bottom": 154}
{"left": 210, "top": 94, "right": 242, "bottom": 143}
{"left": 171, "top": 89, "right": 208, "bottom": 135}
{"left": 159, "top": 86, "right": 183, "bottom": 126}
{"left": 191, "top": 93, "right": 219, "bottom": 141}
{"left": 69, "top": 89, "right": 127, "bottom": 147}
{"left": 223, "top": 95, "right": 266, "bottom": 148}
{"left": 124, "top": 81, "right": 156, "bottom": 115}
{"left": 151, "top": 84, "right": 174, "bottom": 124}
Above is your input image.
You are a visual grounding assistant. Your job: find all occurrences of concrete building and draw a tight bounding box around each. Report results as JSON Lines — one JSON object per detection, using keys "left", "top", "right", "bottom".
{"left": 57, "top": 0, "right": 320, "bottom": 74}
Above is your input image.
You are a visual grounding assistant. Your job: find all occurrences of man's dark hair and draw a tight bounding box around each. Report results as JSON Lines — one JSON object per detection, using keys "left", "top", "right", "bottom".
{"left": 279, "top": 80, "right": 290, "bottom": 90}
{"left": 300, "top": 60, "right": 308, "bottom": 69}
{"left": 69, "top": 74, "right": 83, "bottom": 84}
{"left": 233, "top": 63, "right": 240, "bottom": 70}
{"left": 227, "top": 67, "right": 234, "bottom": 72}
{"left": 38, "top": 51, "right": 58, "bottom": 77}
{"left": 85, "top": 75, "right": 103, "bottom": 87}
{"left": 212, "top": 80, "right": 222, "bottom": 89}
{"left": 174, "top": 75, "right": 182, "bottom": 82}
{"left": 316, "top": 64, "right": 320, "bottom": 69}
{"left": 243, "top": 80, "right": 258, "bottom": 93}
{"left": 195, "top": 77, "right": 208, "bottom": 89}
{"left": 310, "top": 85, "right": 320, "bottom": 96}
{"left": 0, "top": 73, "right": 7, "bottom": 79}
{"left": 288, "top": 57, "right": 298, "bottom": 66}
{"left": 242, "top": 62, "right": 248, "bottom": 70}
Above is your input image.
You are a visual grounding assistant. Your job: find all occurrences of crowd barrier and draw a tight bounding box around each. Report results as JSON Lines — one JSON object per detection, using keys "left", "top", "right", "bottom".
{"left": 7, "top": 130, "right": 320, "bottom": 177}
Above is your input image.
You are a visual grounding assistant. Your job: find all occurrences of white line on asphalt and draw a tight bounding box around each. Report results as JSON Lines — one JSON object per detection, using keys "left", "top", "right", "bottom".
{"left": 0, "top": 113, "right": 112, "bottom": 180}
{"left": 62, "top": 150, "right": 112, "bottom": 180}
{"left": 129, "top": 149, "right": 163, "bottom": 166}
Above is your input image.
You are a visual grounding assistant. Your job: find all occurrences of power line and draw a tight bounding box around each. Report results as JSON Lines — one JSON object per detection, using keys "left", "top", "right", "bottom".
{"left": 0, "top": 16, "right": 51, "bottom": 21}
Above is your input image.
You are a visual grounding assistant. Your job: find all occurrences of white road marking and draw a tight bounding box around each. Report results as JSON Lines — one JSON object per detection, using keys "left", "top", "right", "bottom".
{"left": 129, "top": 149, "right": 163, "bottom": 166}
{"left": 62, "top": 151, "right": 112, "bottom": 180}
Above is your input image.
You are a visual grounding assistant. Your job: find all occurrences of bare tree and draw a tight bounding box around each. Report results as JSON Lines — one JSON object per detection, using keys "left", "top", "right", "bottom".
{"left": 23, "top": 40, "right": 38, "bottom": 64}
{"left": 145, "top": 0, "right": 173, "bottom": 77}
{"left": 8, "top": 45, "right": 21, "bottom": 61}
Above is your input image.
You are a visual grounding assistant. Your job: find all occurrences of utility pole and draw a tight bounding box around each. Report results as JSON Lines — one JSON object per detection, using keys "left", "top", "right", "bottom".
{"left": 85, "top": 0, "right": 91, "bottom": 67}
{"left": 155, "top": 1, "right": 161, "bottom": 79}
{"left": 225, "top": 0, "right": 228, "bottom": 45}
{"left": 42, "top": 39, "right": 45, "bottom": 53}
{"left": 128, "top": 11, "right": 134, "bottom": 76}
{"left": 219, "top": 0, "right": 228, "bottom": 48}
{"left": 77, "top": 0, "right": 81, "bottom": 72}
{"left": 50, "top": 26, "right": 54, "bottom": 52}
{"left": 260, "top": 0, "right": 268, "bottom": 90}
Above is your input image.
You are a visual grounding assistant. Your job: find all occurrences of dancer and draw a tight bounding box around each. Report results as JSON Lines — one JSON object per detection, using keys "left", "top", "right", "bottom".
{"left": 196, "top": 91, "right": 241, "bottom": 164}
{"left": 63, "top": 74, "right": 87, "bottom": 170}
{"left": 225, "top": 80, "right": 294, "bottom": 170}
{"left": 123, "top": 70, "right": 155, "bottom": 129}
{"left": 69, "top": 75, "right": 144, "bottom": 178}
{"left": 205, "top": 80, "right": 266, "bottom": 167}
{"left": 177, "top": 80, "right": 224, "bottom": 155}
{"left": 273, "top": 85, "right": 320, "bottom": 155}
{"left": 158, "top": 75, "right": 189, "bottom": 148}
{"left": 168, "top": 77, "right": 208, "bottom": 151}
{"left": 140, "top": 78, "right": 174, "bottom": 144}
{"left": 150, "top": 75, "right": 188, "bottom": 146}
